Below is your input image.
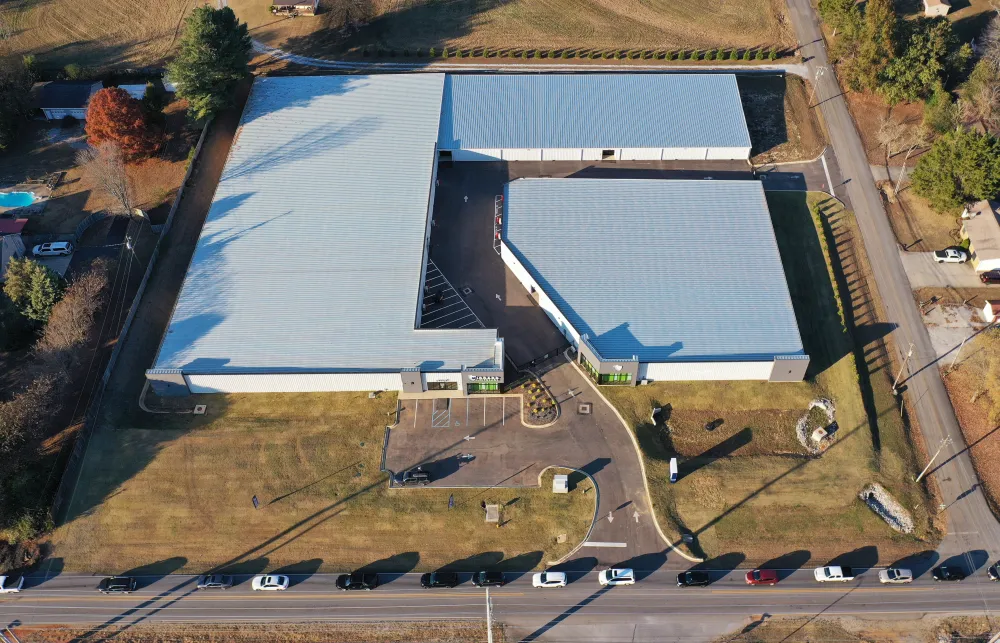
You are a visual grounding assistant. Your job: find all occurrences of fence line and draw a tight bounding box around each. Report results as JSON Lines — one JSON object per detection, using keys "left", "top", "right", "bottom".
{"left": 50, "top": 118, "right": 213, "bottom": 523}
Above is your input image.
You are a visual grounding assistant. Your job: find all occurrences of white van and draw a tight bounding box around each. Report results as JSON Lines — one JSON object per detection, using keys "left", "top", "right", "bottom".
{"left": 669, "top": 457, "right": 679, "bottom": 483}
{"left": 32, "top": 241, "right": 73, "bottom": 257}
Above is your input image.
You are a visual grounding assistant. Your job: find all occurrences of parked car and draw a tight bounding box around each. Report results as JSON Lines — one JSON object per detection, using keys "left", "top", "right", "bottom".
{"left": 32, "top": 241, "right": 73, "bottom": 257}
{"left": 531, "top": 571, "right": 567, "bottom": 588}
{"left": 931, "top": 566, "right": 966, "bottom": 582}
{"left": 398, "top": 467, "right": 431, "bottom": 486}
{"left": 251, "top": 574, "right": 289, "bottom": 591}
{"left": 472, "top": 571, "right": 505, "bottom": 587}
{"left": 980, "top": 270, "right": 1000, "bottom": 285}
{"left": 676, "top": 570, "right": 711, "bottom": 587}
{"left": 599, "top": 568, "right": 635, "bottom": 587}
{"left": 98, "top": 576, "right": 138, "bottom": 594}
{"left": 988, "top": 560, "right": 999, "bottom": 582}
{"left": 0, "top": 576, "right": 23, "bottom": 593}
{"left": 813, "top": 566, "right": 855, "bottom": 582}
{"left": 336, "top": 571, "right": 379, "bottom": 591}
{"left": 878, "top": 568, "right": 913, "bottom": 584}
{"left": 934, "top": 248, "right": 969, "bottom": 263}
{"left": 420, "top": 572, "right": 460, "bottom": 588}
{"left": 745, "top": 569, "right": 779, "bottom": 586}
{"left": 196, "top": 574, "right": 233, "bottom": 590}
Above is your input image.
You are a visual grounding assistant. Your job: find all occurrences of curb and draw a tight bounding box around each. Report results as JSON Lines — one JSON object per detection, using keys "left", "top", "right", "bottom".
{"left": 563, "top": 349, "right": 704, "bottom": 563}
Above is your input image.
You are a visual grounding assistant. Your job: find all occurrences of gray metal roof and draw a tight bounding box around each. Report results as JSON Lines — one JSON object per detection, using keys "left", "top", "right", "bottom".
{"left": 439, "top": 74, "right": 751, "bottom": 151}
{"left": 154, "top": 74, "right": 498, "bottom": 373}
{"left": 502, "top": 179, "right": 804, "bottom": 362}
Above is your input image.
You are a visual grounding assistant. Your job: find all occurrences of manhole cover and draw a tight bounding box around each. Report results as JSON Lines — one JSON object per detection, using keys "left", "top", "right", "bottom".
{"left": 193, "top": 405, "right": 207, "bottom": 415}
{"left": 578, "top": 403, "right": 592, "bottom": 415}
{"left": 461, "top": 286, "right": 472, "bottom": 295}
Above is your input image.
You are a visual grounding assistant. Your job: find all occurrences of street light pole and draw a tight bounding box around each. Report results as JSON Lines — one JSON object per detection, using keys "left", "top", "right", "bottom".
{"left": 485, "top": 586, "right": 493, "bottom": 643}
{"left": 916, "top": 436, "right": 952, "bottom": 484}
{"left": 891, "top": 343, "right": 915, "bottom": 396}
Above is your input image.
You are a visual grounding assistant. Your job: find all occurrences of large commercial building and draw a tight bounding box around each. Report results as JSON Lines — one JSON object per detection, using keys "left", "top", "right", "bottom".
{"left": 500, "top": 179, "right": 809, "bottom": 383}
{"left": 146, "top": 73, "right": 796, "bottom": 397}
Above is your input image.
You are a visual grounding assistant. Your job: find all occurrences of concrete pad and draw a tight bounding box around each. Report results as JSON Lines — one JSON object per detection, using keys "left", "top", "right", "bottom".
{"left": 922, "top": 304, "right": 989, "bottom": 361}
{"left": 899, "top": 251, "right": 988, "bottom": 289}
{"left": 33, "top": 253, "right": 72, "bottom": 277}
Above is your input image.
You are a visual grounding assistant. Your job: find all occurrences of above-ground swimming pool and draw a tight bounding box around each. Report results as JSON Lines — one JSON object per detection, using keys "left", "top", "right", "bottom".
{"left": 0, "top": 191, "right": 35, "bottom": 208}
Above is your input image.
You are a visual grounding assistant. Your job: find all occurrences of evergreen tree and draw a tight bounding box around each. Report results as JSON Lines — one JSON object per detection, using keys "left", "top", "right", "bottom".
{"left": 168, "top": 6, "right": 251, "bottom": 120}
{"left": 848, "top": 0, "right": 897, "bottom": 92}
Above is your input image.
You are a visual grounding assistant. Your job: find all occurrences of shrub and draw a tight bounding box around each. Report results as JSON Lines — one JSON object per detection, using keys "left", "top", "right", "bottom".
{"left": 64, "top": 63, "right": 85, "bottom": 80}
{"left": 428, "top": 47, "right": 436, "bottom": 57}
{"left": 441, "top": 47, "right": 449, "bottom": 57}
{"left": 706, "top": 49, "right": 716, "bottom": 60}
{"left": 362, "top": 47, "right": 371, "bottom": 57}
{"left": 561, "top": 49, "right": 569, "bottom": 59}
{"left": 483, "top": 48, "right": 491, "bottom": 57}
{"left": 403, "top": 48, "right": 410, "bottom": 57}
{"left": 768, "top": 47, "right": 777, "bottom": 60}
{"left": 729, "top": 49, "right": 739, "bottom": 60}
{"left": 3, "top": 259, "right": 63, "bottom": 324}
{"left": 665, "top": 50, "right": 675, "bottom": 60}
{"left": 742, "top": 49, "right": 752, "bottom": 60}
{"left": 416, "top": 48, "right": 424, "bottom": 57}
{"left": 376, "top": 48, "right": 384, "bottom": 57}
{"left": 755, "top": 48, "right": 764, "bottom": 60}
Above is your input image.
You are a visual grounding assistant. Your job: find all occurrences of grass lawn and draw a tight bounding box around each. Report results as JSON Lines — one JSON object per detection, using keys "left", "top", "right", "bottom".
{"left": 605, "top": 192, "right": 939, "bottom": 565}
{"left": 738, "top": 75, "right": 827, "bottom": 165}
{"left": 882, "top": 187, "right": 961, "bottom": 253}
{"left": 47, "top": 392, "right": 595, "bottom": 574}
{"left": 231, "top": 0, "right": 793, "bottom": 59}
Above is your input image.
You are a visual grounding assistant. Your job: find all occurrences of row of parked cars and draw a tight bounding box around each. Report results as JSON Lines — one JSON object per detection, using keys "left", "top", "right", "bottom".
{"left": 1, "top": 561, "right": 996, "bottom": 595}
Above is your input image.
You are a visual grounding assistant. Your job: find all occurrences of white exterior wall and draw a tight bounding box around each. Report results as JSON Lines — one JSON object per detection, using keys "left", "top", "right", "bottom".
{"left": 639, "top": 361, "right": 774, "bottom": 381}
{"left": 500, "top": 242, "right": 581, "bottom": 346}
{"left": 582, "top": 149, "right": 606, "bottom": 161}
{"left": 661, "top": 147, "right": 709, "bottom": 160}
{"left": 619, "top": 148, "right": 663, "bottom": 161}
{"left": 421, "top": 372, "right": 464, "bottom": 388}
{"left": 975, "top": 257, "right": 1000, "bottom": 273}
{"left": 706, "top": 146, "right": 751, "bottom": 160}
{"left": 451, "top": 149, "right": 502, "bottom": 161}
{"left": 541, "top": 148, "right": 584, "bottom": 161}
{"left": 502, "top": 149, "right": 543, "bottom": 161}
{"left": 185, "top": 372, "right": 404, "bottom": 394}
{"left": 42, "top": 108, "right": 87, "bottom": 120}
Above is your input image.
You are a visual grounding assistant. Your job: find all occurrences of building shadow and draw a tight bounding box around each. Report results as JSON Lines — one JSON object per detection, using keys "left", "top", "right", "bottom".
{"left": 759, "top": 550, "right": 812, "bottom": 581}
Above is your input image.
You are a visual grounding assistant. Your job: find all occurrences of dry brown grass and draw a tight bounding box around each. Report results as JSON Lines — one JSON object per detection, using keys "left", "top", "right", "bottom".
{"left": 715, "top": 616, "right": 994, "bottom": 643}
{"left": 47, "top": 392, "right": 595, "bottom": 574}
{"left": 740, "top": 75, "right": 827, "bottom": 164}
{"left": 0, "top": 0, "right": 196, "bottom": 69}
{"left": 231, "top": 0, "right": 793, "bottom": 58}
{"left": 15, "top": 621, "right": 507, "bottom": 643}
{"left": 882, "top": 186, "right": 961, "bottom": 252}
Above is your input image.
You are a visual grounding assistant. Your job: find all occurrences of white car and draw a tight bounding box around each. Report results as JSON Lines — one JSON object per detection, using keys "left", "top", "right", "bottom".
{"left": 251, "top": 574, "right": 289, "bottom": 591}
{"left": 531, "top": 571, "right": 567, "bottom": 588}
{"left": 32, "top": 241, "right": 74, "bottom": 257}
{"left": 0, "top": 576, "right": 23, "bottom": 593}
{"left": 934, "top": 248, "right": 968, "bottom": 263}
{"left": 598, "top": 568, "right": 635, "bottom": 586}
{"left": 878, "top": 568, "right": 913, "bottom": 584}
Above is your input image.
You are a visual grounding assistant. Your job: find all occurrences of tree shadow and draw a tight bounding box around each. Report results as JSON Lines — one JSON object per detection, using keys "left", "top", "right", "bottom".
{"left": 612, "top": 550, "right": 668, "bottom": 581}
{"left": 357, "top": 551, "right": 420, "bottom": 584}
{"left": 440, "top": 551, "right": 504, "bottom": 572}
{"left": 938, "top": 550, "right": 990, "bottom": 574}
{"left": 272, "top": 558, "right": 323, "bottom": 587}
{"left": 216, "top": 557, "right": 269, "bottom": 587}
{"left": 520, "top": 586, "right": 613, "bottom": 642}
{"left": 121, "top": 557, "right": 188, "bottom": 589}
{"left": 580, "top": 458, "right": 610, "bottom": 477}
{"left": 496, "top": 551, "right": 544, "bottom": 580}
{"left": 827, "top": 546, "right": 879, "bottom": 574}
{"left": 269, "top": 462, "right": 361, "bottom": 505}
{"left": 759, "top": 550, "right": 812, "bottom": 581}
{"left": 692, "top": 552, "right": 746, "bottom": 580}
{"left": 888, "top": 549, "right": 938, "bottom": 579}
{"left": 27, "top": 556, "right": 63, "bottom": 589}
{"left": 549, "top": 556, "right": 598, "bottom": 581}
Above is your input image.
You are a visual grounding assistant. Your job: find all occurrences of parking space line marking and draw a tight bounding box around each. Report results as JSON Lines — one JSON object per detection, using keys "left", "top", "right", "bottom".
{"left": 502, "top": 397, "right": 505, "bottom": 426}
{"left": 466, "top": 398, "right": 470, "bottom": 427}
{"left": 413, "top": 399, "right": 418, "bottom": 428}
{"left": 484, "top": 399, "right": 487, "bottom": 426}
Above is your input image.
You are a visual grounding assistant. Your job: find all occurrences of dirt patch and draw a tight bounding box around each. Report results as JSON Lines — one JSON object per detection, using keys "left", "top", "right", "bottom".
{"left": 914, "top": 286, "right": 1000, "bottom": 310}
{"left": 881, "top": 185, "right": 961, "bottom": 252}
{"left": 739, "top": 75, "right": 827, "bottom": 164}
{"left": 716, "top": 616, "right": 993, "bottom": 643}
{"left": 845, "top": 92, "right": 926, "bottom": 167}
{"left": 231, "top": 0, "right": 794, "bottom": 56}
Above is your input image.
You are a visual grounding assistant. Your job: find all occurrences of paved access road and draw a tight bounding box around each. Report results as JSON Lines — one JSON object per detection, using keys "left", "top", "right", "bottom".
{"left": 784, "top": 0, "right": 1000, "bottom": 567}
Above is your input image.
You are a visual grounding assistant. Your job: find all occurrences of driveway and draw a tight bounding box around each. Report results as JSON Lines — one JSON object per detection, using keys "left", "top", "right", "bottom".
{"left": 899, "top": 251, "right": 991, "bottom": 289}
{"left": 385, "top": 353, "right": 669, "bottom": 566}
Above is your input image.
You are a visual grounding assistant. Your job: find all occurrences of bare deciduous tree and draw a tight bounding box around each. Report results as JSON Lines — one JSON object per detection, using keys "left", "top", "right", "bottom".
{"left": 960, "top": 81, "right": 1000, "bottom": 134}
{"left": 978, "top": 14, "right": 1000, "bottom": 73}
{"left": 875, "top": 114, "right": 907, "bottom": 162}
{"left": 36, "top": 258, "right": 110, "bottom": 361}
{"left": 76, "top": 142, "right": 135, "bottom": 216}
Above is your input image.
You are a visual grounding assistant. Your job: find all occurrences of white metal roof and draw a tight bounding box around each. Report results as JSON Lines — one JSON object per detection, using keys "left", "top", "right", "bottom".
{"left": 154, "top": 74, "right": 499, "bottom": 374}
{"left": 439, "top": 74, "right": 751, "bottom": 151}
{"left": 503, "top": 178, "right": 805, "bottom": 362}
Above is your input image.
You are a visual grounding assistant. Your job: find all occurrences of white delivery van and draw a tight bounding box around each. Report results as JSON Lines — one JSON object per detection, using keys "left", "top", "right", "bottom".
{"left": 669, "top": 457, "right": 678, "bottom": 483}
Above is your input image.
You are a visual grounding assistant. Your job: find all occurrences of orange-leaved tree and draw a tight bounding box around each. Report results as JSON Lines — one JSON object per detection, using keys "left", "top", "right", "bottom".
{"left": 85, "top": 87, "right": 161, "bottom": 161}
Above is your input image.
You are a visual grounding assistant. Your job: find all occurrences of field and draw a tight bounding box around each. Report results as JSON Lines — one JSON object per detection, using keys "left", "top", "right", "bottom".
{"left": 881, "top": 185, "right": 961, "bottom": 253}
{"left": 230, "top": 0, "right": 794, "bottom": 59}
{"left": 738, "top": 75, "right": 827, "bottom": 164}
{"left": 605, "top": 193, "right": 940, "bottom": 565}
{"left": 0, "top": 0, "right": 196, "bottom": 69}
{"left": 714, "top": 616, "right": 993, "bottom": 643}
{"left": 46, "top": 392, "right": 595, "bottom": 574}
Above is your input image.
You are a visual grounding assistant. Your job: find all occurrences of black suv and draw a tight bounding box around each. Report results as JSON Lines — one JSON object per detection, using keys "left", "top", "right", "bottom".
{"left": 98, "top": 577, "right": 138, "bottom": 594}
{"left": 399, "top": 467, "right": 431, "bottom": 486}
{"left": 472, "top": 571, "right": 505, "bottom": 587}
{"left": 196, "top": 574, "right": 233, "bottom": 590}
{"left": 676, "top": 571, "right": 711, "bottom": 587}
{"left": 421, "top": 572, "right": 460, "bottom": 588}
{"left": 932, "top": 565, "right": 966, "bottom": 582}
{"left": 336, "top": 571, "right": 379, "bottom": 591}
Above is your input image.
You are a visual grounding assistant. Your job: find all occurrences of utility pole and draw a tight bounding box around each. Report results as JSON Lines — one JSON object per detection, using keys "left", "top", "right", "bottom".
{"left": 485, "top": 586, "right": 494, "bottom": 643}
{"left": 891, "top": 343, "right": 914, "bottom": 396}
{"left": 916, "top": 436, "right": 953, "bottom": 483}
{"left": 808, "top": 67, "right": 826, "bottom": 106}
